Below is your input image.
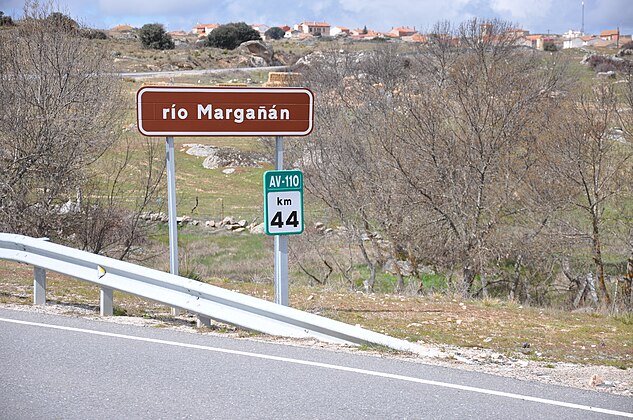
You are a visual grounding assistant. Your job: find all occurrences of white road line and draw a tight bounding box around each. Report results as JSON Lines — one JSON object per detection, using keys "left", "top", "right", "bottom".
{"left": 1, "top": 316, "right": 631, "bottom": 418}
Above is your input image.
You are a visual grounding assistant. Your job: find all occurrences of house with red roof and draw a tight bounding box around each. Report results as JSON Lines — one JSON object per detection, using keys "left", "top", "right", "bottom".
{"left": 388, "top": 27, "right": 417, "bottom": 38}
{"left": 296, "top": 22, "right": 331, "bottom": 36}
{"left": 192, "top": 23, "right": 219, "bottom": 36}
{"left": 600, "top": 29, "right": 620, "bottom": 42}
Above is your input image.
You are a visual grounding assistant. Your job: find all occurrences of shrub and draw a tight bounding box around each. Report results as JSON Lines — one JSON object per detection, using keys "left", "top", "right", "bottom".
{"left": 587, "top": 55, "right": 632, "bottom": 73}
{"left": 81, "top": 29, "right": 107, "bottom": 39}
{"left": 543, "top": 41, "right": 557, "bottom": 52}
{"left": 206, "top": 22, "right": 261, "bottom": 50}
{"left": 139, "top": 23, "right": 174, "bottom": 50}
{"left": 265, "top": 27, "right": 285, "bottom": 40}
{"left": 46, "top": 12, "right": 78, "bottom": 31}
{"left": 0, "top": 11, "right": 14, "bottom": 26}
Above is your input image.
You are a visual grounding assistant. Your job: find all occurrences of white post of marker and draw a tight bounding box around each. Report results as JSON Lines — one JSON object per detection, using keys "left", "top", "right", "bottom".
{"left": 166, "top": 136, "right": 180, "bottom": 316}
{"left": 274, "top": 136, "right": 289, "bottom": 306}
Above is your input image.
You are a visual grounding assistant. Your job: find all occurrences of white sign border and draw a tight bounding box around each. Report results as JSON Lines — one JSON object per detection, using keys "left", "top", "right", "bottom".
{"left": 137, "top": 87, "right": 314, "bottom": 137}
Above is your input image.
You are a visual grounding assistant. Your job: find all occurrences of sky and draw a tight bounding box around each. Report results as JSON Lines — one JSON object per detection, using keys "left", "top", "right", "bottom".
{"left": 0, "top": 0, "right": 631, "bottom": 35}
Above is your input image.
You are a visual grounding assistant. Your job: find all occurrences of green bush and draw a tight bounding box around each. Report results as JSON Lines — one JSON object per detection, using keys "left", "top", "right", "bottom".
{"left": 0, "top": 11, "right": 14, "bottom": 26}
{"left": 206, "top": 22, "right": 261, "bottom": 50}
{"left": 265, "top": 27, "right": 285, "bottom": 40}
{"left": 139, "top": 23, "right": 175, "bottom": 50}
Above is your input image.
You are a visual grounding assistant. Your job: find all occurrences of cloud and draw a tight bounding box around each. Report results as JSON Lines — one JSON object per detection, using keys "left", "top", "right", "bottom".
{"left": 489, "top": 0, "right": 554, "bottom": 20}
{"left": 1, "top": 0, "right": 631, "bottom": 34}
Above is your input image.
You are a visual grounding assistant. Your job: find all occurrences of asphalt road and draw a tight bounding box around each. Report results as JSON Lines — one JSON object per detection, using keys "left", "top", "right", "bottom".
{"left": 119, "top": 66, "right": 288, "bottom": 80}
{"left": 0, "top": 307, "right": 631, "bottom": 419}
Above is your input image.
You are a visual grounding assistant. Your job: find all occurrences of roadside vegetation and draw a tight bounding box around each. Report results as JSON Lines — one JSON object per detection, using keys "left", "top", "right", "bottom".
{"left": 0, "top": 6, "right": 632, "bottom": 368}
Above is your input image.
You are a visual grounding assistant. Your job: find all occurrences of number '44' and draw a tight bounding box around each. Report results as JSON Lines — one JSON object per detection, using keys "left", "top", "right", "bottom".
{"left": 271, "top": 211, "right": 299, "bottom": 228}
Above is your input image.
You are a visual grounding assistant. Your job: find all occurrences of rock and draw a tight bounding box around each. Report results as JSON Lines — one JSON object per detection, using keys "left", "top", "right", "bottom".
{"left": 314, "top": 222, "right": 325, "bottom": 231}
{"left": 237, "top": 40, "right": 273, "bottom": 66}
{"left": 176, "top": 215, "right": 192, "bottom": 224}
{"left": 384, "top": 259, "right": 414, "bottom": 277}
{"left": 237, "top": 219, "right": 247, "bottom": 227}
{"left": 222, "top": 168, "right": 236, "bottom": 174}
{"left": 234, "top": 227, "right": 246, "bottom": 233}
{"left": 191, "top": 220, "right": 200, "bottom": 226}
{"left": 597, "top": 71, "right": 616, "bottom": 79}
{"left": 590, "top": 374, "right": 604, "bottom": 387}
{"left": 220, "top": 216, "right": 234, "bottom": 226}
{"left": 205, "top": 220, "right": 216, "bottom": 228}
{"left": 250, "top": 223, "right": 265, "bottom": 234}
{"left": 203, "top": 155, "right": 223, "bottom": 169}
{"left": 184, "top": 144, "right": 217, "bottom": 157}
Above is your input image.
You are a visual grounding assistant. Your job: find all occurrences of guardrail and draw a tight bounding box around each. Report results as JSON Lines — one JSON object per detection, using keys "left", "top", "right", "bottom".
{"left": 0, "top": 233, "right": 426, "bottom": 354}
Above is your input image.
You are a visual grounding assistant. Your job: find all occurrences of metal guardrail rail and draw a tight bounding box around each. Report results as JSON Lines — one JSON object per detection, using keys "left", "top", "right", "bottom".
{"left": 0, "top": 233, "right": 426, "bottom": 354}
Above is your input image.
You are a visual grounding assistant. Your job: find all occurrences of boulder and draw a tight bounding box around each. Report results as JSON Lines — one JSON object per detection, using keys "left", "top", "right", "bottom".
{"left": 237, "top": 40, "right": 273, "bottom": 66}
{"left": 220, "top": 216, "right": 234, "bottom": 226}
{"left": 250, "top": 223, "right": 265, "bottom": 234}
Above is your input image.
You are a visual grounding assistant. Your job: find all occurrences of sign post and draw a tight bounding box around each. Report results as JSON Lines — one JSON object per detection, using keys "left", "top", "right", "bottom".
{"left": 165, "top": 136, "right": 179, "bottom": 315}
{"left": 137, "top": 86, "right": 313, "bottom": 308}
{"left": 264, "top": 155, "right": 304, "bottom": 305}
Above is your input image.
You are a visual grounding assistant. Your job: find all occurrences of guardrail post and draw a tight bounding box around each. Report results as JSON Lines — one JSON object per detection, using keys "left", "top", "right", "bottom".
{"left": 100, "top": 287, "right": 113, "bottom": 316}
{"left": 197, "top": 315, "right": 211, "bottom": 328}
{"left": 33, "top": 267, "right": 46, "bottom": 305}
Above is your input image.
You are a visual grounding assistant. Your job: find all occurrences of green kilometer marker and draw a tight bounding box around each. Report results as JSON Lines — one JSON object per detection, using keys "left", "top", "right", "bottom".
{"left": 263, "top": 170, "right": 304, "bottom": 235}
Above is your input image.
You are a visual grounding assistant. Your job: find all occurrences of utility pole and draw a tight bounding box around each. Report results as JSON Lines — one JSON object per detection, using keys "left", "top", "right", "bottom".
{"left": 581, "top": 1, "right": 585, "bottom": 35}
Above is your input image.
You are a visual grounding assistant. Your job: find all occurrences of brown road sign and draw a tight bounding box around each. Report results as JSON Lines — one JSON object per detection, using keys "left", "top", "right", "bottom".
{"left": 136, "top": 86, "right": 314, "bottom": 137}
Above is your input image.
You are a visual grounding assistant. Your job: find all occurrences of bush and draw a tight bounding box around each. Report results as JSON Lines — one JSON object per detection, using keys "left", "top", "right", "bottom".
{"left": 81, "top": 29, "right": 107, "bottom": 39}
{"left": 139, "top": 23, "right": 174, "bottom": 50}
{"left": 543, "top": 41, "right": 557, "bottom": 52}
{"left": 587, "top": 55, "right": 632, "bottom": 73}
{"left": 0, "top": 11, "right": 14, "bottom": 26}
{"left": 207, "top": 22, "right": 261, "bottom": 50}
{"left": 265, "top": 27, "right": 285, "bottom": 40}
{"left": 47, "top": 12, "right": 78, "bottom": 31}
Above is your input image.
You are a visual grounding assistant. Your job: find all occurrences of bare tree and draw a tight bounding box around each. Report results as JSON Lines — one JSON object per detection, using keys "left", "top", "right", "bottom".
{"left": 0, "top": 2, "right": 166, "bottom": 260}
{"left": 541, "top": 82, "right": 633, "bottom": 306}
{"left": 0, "top": 2, "right": 121, "bottom": 240}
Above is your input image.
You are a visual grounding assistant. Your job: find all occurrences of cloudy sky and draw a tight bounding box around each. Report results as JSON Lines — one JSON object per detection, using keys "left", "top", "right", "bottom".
{"left": 1, "top": 0, "right": 631, "bottom": 35}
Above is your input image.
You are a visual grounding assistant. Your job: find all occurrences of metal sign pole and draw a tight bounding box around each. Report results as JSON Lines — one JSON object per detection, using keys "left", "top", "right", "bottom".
{"left": 166, "top": 136, "right": 180, "bottom": 315}
{"left": 274, "top": 136, "right": 289, "bottom": 306}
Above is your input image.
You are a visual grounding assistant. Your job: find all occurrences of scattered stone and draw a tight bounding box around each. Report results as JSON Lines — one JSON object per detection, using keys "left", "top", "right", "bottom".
{"left": 191, "top": 220, "right": 200, "bottom": 226}
{"left": 250, "top": 223, "right": 265, "bottom": 234}
{"left": 176, "top": 215, "right": 193, "bottom": 225}
{"left": 205, "top": 220, "right": 216, "bottom": 228}
{"left": 220, "top": 216, "right": 234, "bottom": 226}
{"left": 222, "top": 168, "right": 236, "bottom": 174}
{"left": 234, "top": 227, "right": 246, "bottom": 233}
{"left": 596, "top": 71, "right": 616, "bottom": 79}
{"left": 237, "top": 219, "right": 248, "bottom": 228}
{"left": 483, "top": 337, "right": 493, "bottom": 343}
{"left": 590, "top": 374, "right": 604, "bottom": 387}
{"left": 314, "top": 222, "right": 325, "bottom": 231}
